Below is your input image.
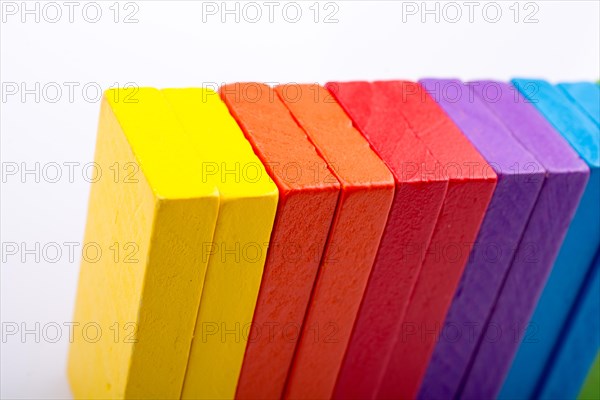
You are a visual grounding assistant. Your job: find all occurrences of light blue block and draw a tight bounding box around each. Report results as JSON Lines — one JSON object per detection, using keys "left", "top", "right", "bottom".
{"left": 500, "top": 80, "right": 600, "bottom": 399}
{"left": 559, "top": 82, "right": 600, "bottom": 126}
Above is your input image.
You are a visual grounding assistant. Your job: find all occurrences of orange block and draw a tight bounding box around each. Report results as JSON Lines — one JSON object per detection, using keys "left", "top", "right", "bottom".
{"left": 220, "top": 83, "right": 340, "bottom": 400}
{"left": 276, "top": 84, "right": 395, "bottom": 400}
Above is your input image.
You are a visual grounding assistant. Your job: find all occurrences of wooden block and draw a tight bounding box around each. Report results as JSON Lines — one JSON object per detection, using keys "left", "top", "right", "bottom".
{"left": 500, "top": 79, "right": 600, "bottom": 400}
{"left": 415, "top": 79, "right": 566, "bottom": 400}
{"left": 164, "top": 89, "right": 279, "bottom": 400}
{"left": 559, "top": 82, "right": 600, "bottom": 125}
{"left": 462, "top": 80, "right": 596, "bottom": 399}
{"left": 421, "top": 79, "right": 559, "bottom": 400}
{"left": 219, "top": 83, "right": 340, "bottom": 400}
{"left": 325, "top": 81, "right": 449, "bottom": 400}
{"left": 579, "top": 353, "right": 600, "bottom": 400}
{"left": 419, "top": 79, "right": 588, "bottom": 399}
{"left": 491, "top": 79, "right": 592, "bottom": 399}
{"left": 68, "top": 88, "right": 221, "bottom": 399}
{"left": 276, "top": 84, "right": 395, "bottom": 400}
{"left": 371, "top": 81, "right": 496, "bottom": 400}
{"left": 539, "top": 252, "right": 600, "bottom": 399}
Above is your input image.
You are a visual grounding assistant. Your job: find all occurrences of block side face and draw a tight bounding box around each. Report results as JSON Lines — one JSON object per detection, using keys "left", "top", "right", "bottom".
{"left": 419, "top": 171, "right": 544, "bottom": 400}
{"left": 105, "top": 89, "right": 216, "bottom": 199}
{"left": 234, "top": 187, "right": 339, "bottom": 400}
{"left": 326, "top": 81, "right": 445, "bottom": 184}
{"left": 333, "top": 180, "right": 447, "bottom": 400}
{"left": 66, "top": 100, "right": 158, "bottom": 399}
{"left": 161, "top": 88, "right": 278, "bottom": 199}
{"left": 378, "top": 176, "right": 496, "bottom": 400}
{"left": 125, "top": 196, "right": 220, "bottom": 399}
{"left": 471, "top": 80, "right": 589, "bottom": 173}
{"left": 380, "top": 81, "right": 492, "bottom": 181}
{"left": 500, "top": 168, "right": 597, "bottom": 399}
{"left": 181, "top": 196, "right": 278, "bottom": 400}
{"left": 275, "top": 84, "right": 395, "bottom": 189}
{"left": 512, "top": 79, "right": 599, "bottom": 167}
{"left": 221, "top": 83, "right": 341, "bottom": 192}
{"left": 284, "top": 185, "right": 394, "bottom": 400}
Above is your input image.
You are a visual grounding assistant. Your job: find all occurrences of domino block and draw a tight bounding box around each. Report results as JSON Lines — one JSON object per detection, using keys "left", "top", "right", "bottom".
{"left": 219, "top": 83, "right": 340, "bottom": 400}
{"left": 475, "top": 82, "right": 589, "bottom": 398}
{"left": 579, "top": 353, "right": 600, "bottom": 400}
{"left": 501, "top": 79, "right": 600, "bottom": 399}
{"left": 68, "top": 88, "right": 220, "bottom": 399}
{"left": 539, "top": 251, "right": 600, "bottom": 399}
{"left": 559, "top": 82, "right": 600, "bottom": 125}
{"left": 277, "top": 84, "right": 395, "bottom": 400}
{"left": 415, "top": 79, "right": 557, "bottom": 399}
{"left": 166, "top": 89, "right": 279, "bottom": 400}
{"left": 326, "top": 81, "right": 449, "bottom": 400}
{"left": 378, "top": 81, "right": 497, "bottom": 400}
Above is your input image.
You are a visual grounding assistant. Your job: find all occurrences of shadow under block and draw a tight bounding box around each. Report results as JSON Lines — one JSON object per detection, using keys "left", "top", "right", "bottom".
{"left": 579, "top": 353, "right": 600, "bottom": 400}
{"left": 326, "top": 81, "right": 448, "bottom": 400}
{"left": 559, "top": 82, "right": 600, "bottom": 125}
{"left": 220, "top": 83, "right": 340, "bottom": 400}
{"left": 276, "top": 84, "right": 395, "bottom": 400}
{"left": 68, "top": 89, "right": 221, "bottom": 399}
{"left": 420, "top": 79, "right": 588, "bottom": 400}
{"left": 500, "top": 79, "right": 600, "bottom": 400}
{"left": 163, "top": 89, "right": 279, "bottom": 400}
{"left": 375, "top": 81, "right": 497, "bottom": 400}
{"left": 540, "top": 252, "right": 600, "bottom": 400}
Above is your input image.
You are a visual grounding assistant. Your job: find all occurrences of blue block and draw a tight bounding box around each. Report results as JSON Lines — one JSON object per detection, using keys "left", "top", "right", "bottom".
{"left": 539, "top": 252, "right": 600, "bottom": 399}
{"left": 559, "top": 82, "right": 600, "bottom": 126}
{"left": 500, "top": 80, "right": 600, "bottom": 399}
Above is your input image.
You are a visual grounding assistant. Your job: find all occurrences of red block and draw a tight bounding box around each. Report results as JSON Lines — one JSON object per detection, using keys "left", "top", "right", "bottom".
{"left": 376, "top": 81, "right": 497, "bottom": 399}
{"left": 276, "top": 84, "right": 395, "bottom": 400}
{"left": 220, "top": 83, "right": 341, "bottom": 400}
{"left": 326, "top": 81, "right": 449, "bottom": 400}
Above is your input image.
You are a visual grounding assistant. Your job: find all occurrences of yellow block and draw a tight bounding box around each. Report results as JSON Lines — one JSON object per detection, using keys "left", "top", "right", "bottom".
{"left": 68, "top": 88, "right": 221, "bottom": 399}
{"left": 161, "top": 89, "right": 279, "bottom": 400}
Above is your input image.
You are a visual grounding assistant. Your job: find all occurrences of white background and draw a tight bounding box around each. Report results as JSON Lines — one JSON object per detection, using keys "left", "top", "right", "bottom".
{"left": 1, "top": 1, "right": 599, "bottom": 398}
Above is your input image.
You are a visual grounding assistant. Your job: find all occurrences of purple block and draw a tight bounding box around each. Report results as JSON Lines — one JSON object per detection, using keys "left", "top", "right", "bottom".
{"left": 418, "top": 79, "right": 545, "bottom": 400}
{"left": 457, "top": 82, "right": 590, "bottom": 399}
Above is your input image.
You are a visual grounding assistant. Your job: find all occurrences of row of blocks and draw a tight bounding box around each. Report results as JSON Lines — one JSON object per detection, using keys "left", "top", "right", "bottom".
{"left": 68, "top": 79, "right": 600, "bottom": 400}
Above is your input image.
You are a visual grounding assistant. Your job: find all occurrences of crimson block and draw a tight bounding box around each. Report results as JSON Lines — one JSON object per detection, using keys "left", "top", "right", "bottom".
{"left": 326, "top": 81, "right": 448, "bottom": 400}
{"left": 377, "top": 81, "right": 497, "bottom": 400}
